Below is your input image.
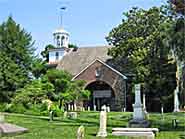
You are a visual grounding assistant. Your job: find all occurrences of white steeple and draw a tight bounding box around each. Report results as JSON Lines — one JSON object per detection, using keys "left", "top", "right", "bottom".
{"left": 53, "top": 27, "right": 69, "bottom": 48}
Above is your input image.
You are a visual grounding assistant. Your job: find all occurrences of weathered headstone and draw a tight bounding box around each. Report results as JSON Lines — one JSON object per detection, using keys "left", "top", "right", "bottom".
{"left": 68, "top": 104, "right": 71, "bottom": 111}
{"left": 88, "top": 106, "right": 90, "bottom": 111}
{"left": 63, "top": 111, "right": 67, "bottom": 119}
{"left": 0, "top": 114, "right": 5, "bottom": 123}
{"left": 101, "top": 105, "right": 107, "bottom": 111}
{"left": 97, "top": 110, "right": 107, "bottom": 137}
{"left": 174, "top": 87, "right": 180, "bottom": 112}
{"left": 107, "top": 106, "right": 110, "bottom": 112}
{"left": 129, "top": 84, "right": 150, "bottom": 128}
{"left": 68, "top": 112, "right": 77, "bottom": 119}
{"left": 93, "top": 105, "right": 96, "bottom": 111}
{"left": 123, "top": 107, "right": 126, "bottom": 112}
{"left": 77, "top": 125, "right": 85, "bottom": 139}
{"left": 82, "top": 107, "right": 85, "bottom": 111}
{"left": 49, "top": 111, "right": 54, "bottom": 121}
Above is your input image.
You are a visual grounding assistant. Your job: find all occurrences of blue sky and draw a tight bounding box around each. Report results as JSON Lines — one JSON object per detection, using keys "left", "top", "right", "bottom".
{"left": 0, "top": 0, "right": 166, "bottom": 55}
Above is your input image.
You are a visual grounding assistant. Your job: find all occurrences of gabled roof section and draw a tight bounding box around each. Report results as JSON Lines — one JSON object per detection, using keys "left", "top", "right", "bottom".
{"left": 72, "top": 59, "right": 127, "bottom": 80}
{"left": 56, "top": 46, "right": 112, "bottom": 76}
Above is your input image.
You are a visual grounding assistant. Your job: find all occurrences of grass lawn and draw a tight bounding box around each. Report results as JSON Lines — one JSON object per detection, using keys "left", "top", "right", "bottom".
{"left": 1, "top": 112, "right": 185, "bottom": 139}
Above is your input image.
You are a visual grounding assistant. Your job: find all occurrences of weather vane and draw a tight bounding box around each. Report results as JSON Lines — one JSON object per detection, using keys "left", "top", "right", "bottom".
{"left": 60, "top": 6, "right": 67, "bottom": 27}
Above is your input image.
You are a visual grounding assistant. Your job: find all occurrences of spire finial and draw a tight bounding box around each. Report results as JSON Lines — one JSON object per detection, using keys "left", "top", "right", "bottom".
{"left": 60, "top": 6, "right": 67, "bottom": 27}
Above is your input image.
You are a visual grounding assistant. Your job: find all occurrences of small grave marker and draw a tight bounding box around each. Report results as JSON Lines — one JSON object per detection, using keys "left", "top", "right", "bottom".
{"left": 77, "top": 125, "right": 85, "bottom": 139}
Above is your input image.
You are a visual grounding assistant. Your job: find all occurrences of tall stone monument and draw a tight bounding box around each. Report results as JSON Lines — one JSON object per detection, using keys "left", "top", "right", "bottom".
{"left": 173, "top": 87, "right": 180, "bottom": 112}
{"left": 97, "top": 105, "right": 107, "bottom": 137}
{"left": 129, "top": 84, "right": 150, "bottom": 127}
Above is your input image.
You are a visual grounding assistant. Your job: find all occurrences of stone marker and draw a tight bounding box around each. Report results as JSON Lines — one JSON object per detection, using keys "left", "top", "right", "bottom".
{"left": 107, "top": 106, "right": 110, "bottom": 112}
{"left": 77, "top": 125, "right": 85, "bottom": 139}
{"left": 112, "top": 131, "right": 155, "bottom": 139}
{"left": 63, "top": 111, "right": 67, "bottom": 119}
{"left": 68, "top": 104, "right": 71, "bottom": 111}
{"left": 88, "top": 106, "right": 90, "bottom": 111}
{"left": 0, "top": 114, "right": 5, "bottom": 123}
{"left": 0, "top": 123, "right": 28, "bottom": 136}
{"left": 101, "top": 105, "right": 107, "bottom": 111}
{"left": 174, "top": 87, "right": 180, "bottom": 112}
{"left": 68, "top": 112, "right": 77, "bottom": 119}
{"left": 97, "top": 110, "right": 107, "bottom": 137}
{"left": 94, "top": 105, "right": 96, "bottom": 111}
{"left": 129, "top": 84, "right": 150, "bottom": 127}
{"left": 82, "top": 107, "right": 85, "bottom": 111}
{"left": 49, "top": 111, "right": 54, "bottom": 121}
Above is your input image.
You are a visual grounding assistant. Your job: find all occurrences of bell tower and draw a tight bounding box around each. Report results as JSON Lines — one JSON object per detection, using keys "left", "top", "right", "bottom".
{"left": 48, "top": 6, "right": 70, "bottom": 64}
{"left": 53, "top": 27, "right": 69, "bottom": 48}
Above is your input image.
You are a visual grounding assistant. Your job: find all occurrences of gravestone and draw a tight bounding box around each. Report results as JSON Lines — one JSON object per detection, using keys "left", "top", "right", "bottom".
{"left": 101, "top": 105, "right": 107, "bottom": 111}
{"left": 107, "top": 106, "right": 110, "bottom": 112}
{"left": 0, "top": 114, "right": 5, "bottom": 123}
{"left": 174, "top": 87, "right": 180, "bottom": 112}
{"left": 88, "top": 106, "right": 90, "bottom": 111}
{"left": 49, "top": 111, "right": 54, "bottom": 121}
{"left": 129, "top": 84, "right": 150, "bottom": 128}
{"left": 97, "top": 110, "right": 107, "bottom": 137}
{"left": 82, "top": 107, "right": 85, "bottom": 111}
{"left": 68, "top": 112, "right": 77, "bottom": 119}
{"left": 68, "top": 104, "right": 71, "bottom": 111}
{"left": 0, "top": 114, "right": 28, "bottom": 136}
{"left": 63, "top": 111, "right": 67, "bottom": 119}
{"left": 77, "top": 125, "right": 85, "bottom": 139}
{"left": 94, "top": 105, "right": 96, "bottom": 111}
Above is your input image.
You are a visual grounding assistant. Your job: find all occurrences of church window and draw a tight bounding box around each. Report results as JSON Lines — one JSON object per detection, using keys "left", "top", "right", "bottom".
{"left": 57, "top": 36, "right": 60, "bottom": 46}
{"left": 61, "top": 36, "right": 65, "bottom": 46}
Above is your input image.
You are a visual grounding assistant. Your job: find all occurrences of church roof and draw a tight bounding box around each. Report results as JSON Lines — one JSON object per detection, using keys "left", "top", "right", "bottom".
{"left": 56, "top": 46, "right": 112, "bottom": 76}
{"left": 53, "top": 27, "right": 69, "bottom": 35}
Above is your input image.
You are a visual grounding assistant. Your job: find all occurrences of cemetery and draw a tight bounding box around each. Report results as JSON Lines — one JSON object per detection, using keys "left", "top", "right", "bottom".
{"left": 0, "top": 0, "right": 185, "bottom": 139}
{"left": 0, "top": 111, "right": 184, "bottom": 139}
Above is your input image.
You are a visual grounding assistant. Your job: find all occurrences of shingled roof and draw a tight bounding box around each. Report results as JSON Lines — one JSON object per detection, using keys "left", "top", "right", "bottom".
{"left": 56, "top": 46, "right": 112, "bottom": 76}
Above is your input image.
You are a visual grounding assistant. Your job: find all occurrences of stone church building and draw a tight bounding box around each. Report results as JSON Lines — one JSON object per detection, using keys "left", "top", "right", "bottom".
{"left": 48, "top": 27, "right": 128, "bottom": 111}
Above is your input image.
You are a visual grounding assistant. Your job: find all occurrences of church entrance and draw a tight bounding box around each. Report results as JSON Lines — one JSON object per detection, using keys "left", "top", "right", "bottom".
{"left": 85, "top": 81, "right": 115, "bottom": 111}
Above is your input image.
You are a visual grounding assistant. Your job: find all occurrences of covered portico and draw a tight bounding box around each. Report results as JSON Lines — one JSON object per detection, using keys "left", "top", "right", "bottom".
{"left": 73, "top": 59, "right": 127, "bottom": 111}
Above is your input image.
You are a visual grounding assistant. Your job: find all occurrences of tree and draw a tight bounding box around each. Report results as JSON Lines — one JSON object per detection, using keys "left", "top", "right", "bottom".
{"left": 0, "top": 16, "right": 35, "bottom": 102}
{"left": 106, "top": 7, "right": 176, "bottom": 111}
{"left": 31, "top": 58, "right": 47, "bottom": 79}
{"left": 41, "top": 43, "right": 78, "bottom": 62}
{"left": 41, "top": 44, "right": 55, "bottom": 62}
{"left": 42, "top": 69, "right": 90, "bottom": 108}
{"left": 14, "top": 80, "right": 54, "bottom": 107}
{"left": 168, "top": 0, "right": 185, "bottom": 107}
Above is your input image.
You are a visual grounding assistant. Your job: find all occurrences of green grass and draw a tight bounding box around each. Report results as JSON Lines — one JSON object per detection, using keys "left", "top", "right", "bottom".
{"left": 1, "top": 112, "right": 185, "bottom": 139}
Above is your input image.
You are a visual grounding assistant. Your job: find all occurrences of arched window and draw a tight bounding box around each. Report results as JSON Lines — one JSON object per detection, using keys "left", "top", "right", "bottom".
{"left": 61, "top": 36, "right": 65, "bottom": 46}
{"left": 57, "top": 36, "right": 60, "bottom": 46}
